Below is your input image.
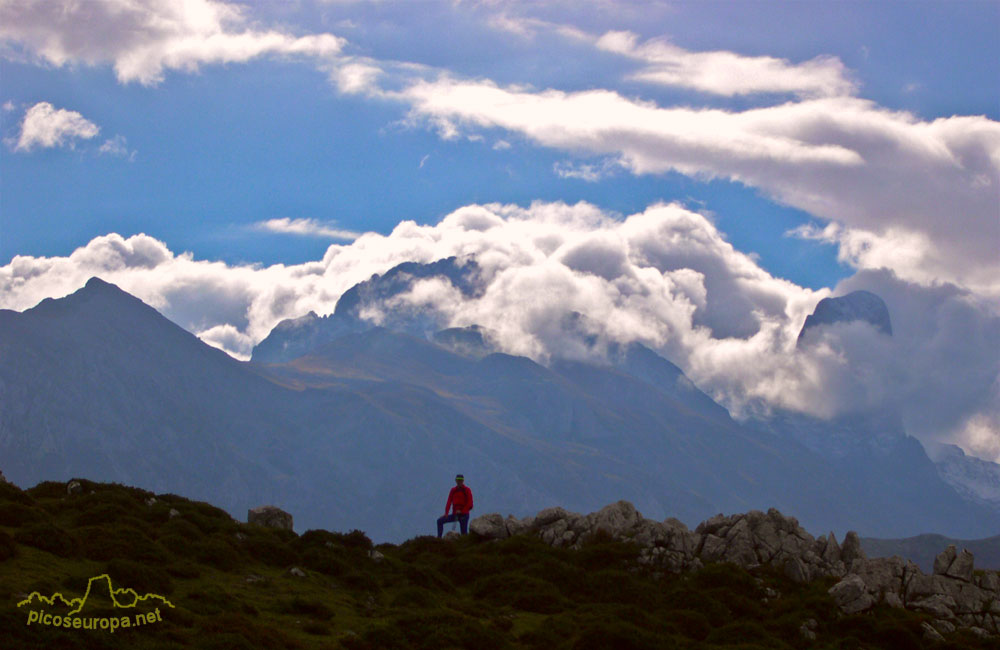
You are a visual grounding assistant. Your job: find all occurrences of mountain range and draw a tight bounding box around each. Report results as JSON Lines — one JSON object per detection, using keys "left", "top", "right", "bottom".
{"left": 2, "top": 265, "right": 997, "bottom": 542}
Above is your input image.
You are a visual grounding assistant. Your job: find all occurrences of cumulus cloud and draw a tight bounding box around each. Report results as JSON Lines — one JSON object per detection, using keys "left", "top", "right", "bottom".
{"left": 0, "top": 0, "right": 345, "bottom": 85}
{"left": 382, "top": 76, "right": 1000, "bottom": 293}
{"left": 2, "top": 201, "right": 997, "bottom": 459}
{"left": 595, "top": 30, "right": 856, "bottom": 97}
{"left": 13, "top": 101, "right": 99, "bottom": 151}
{"left": 254, "top": 218, "right": 361, "bottom": 240}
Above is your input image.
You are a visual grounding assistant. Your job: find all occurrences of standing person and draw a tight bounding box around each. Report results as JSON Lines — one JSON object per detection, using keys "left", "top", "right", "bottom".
{"left": 437, "top": 474, "right": 473, "bottom": 537}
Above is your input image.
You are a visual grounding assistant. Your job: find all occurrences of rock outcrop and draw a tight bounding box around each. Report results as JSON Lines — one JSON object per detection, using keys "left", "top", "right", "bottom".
{"left": 248, "top": 505, "right": 293, "bottom": 531}
{"left": 471, "top": 501, "right": 999, "bottom": 639}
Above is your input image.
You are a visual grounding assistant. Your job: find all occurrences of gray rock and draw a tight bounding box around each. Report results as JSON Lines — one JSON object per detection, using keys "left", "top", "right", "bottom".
{"left": 505, "top": 514, "right": 531, "bottom": 537}
{"left": 840, "top": 531, "right": 866, "bottom": 564}
{"left": 921, "top": 622, "right": 945, "bottom": 642}
{"left": 145, "top": 497, "right": 157, "bottom": 506}
{"left": 470, "top": 513, "right": 508, "bottom": 539}
{"left": 248, "top": 505, "right": 293, "bottom": 531}
{"left": 589, "top": 500, "right": 642, "bottom": 536}
{"left": 533, "top": 506, "right": 572, "bottom": 528}
{"left": 946, "top": 549, "right": 974, "bottom": 582}
{"left": 829, "top": 574, "right": 873, "bottom": 614}
{"left": 911, "top": 594, "right": 958, "bottom": 619}
{"left": 799, "top": 619, "right": 817, "bottom": 641}
{"left": 934, "top": 545, "right": 957, "bottom": 576}
{"left": 288, "top": 567, "right": 306, "bottom": 577}
{"left": 979, "top": 571, "right": 1000, "bottom": 592}
{"left": 67, "top": 479, "right": 83, "bottom": 495}
{"left": 783, "top": 557, "right": 809, "bottom": 583}
{"left": 368, "top": 550, "right": 384, "bottom": 563}
{"left": 168, "top": 508, "right": 180, "bottom": 518}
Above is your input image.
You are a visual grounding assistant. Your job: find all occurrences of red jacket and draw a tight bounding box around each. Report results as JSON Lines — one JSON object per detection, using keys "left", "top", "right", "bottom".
{"left": 445, "top": 484, "right": 473, "bottom": 515}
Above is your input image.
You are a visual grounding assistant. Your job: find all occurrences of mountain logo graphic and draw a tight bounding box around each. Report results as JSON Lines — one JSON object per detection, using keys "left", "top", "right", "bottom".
{"left": 17, "top": 574, "right": 173, "bottom": 633}
{"left": 17, "top": 573, "right": 174, "bottom": 614}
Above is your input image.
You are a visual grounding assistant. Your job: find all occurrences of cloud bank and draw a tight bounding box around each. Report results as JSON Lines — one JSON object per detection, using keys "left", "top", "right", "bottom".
{"left": 3, "top": 202, "right": 997, "bottom": 461}
{"left": 0, "top": 0, "right": 344, "bottom": 85}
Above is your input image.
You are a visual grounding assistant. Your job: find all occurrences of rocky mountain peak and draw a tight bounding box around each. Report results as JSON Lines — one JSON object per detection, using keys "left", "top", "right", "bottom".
{"left": 798, "top": 290, "right": 892, "bottom": 345}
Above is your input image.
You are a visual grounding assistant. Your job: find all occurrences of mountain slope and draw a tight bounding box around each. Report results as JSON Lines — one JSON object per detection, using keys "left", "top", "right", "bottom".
{"left": 3, "top": 278, "right": 998, "bottom": 541}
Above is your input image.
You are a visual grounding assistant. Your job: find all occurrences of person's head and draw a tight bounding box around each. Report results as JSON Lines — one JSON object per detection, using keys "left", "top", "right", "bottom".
{"left": 455, "top": 473, "right": 465, "bottom": 486}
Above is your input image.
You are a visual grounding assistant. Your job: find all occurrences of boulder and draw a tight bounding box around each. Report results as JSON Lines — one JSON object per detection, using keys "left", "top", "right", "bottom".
{"left": 946, "top": 549, "right": 974, "bottom": 583}
{"left": 67, "top": 479, "right": 83, "bottom": 495}
{"left": 934, "top": 545, "right": 958, "bottom": 576}
{"left": 248, "top": 505, "right": 293, "bottom": 531}
{"left": 470, "top": 513, "right": 508, "bottom": 540}
{"left": 829, "top": 574, "right": 873, "bottom": 614}
{"left": 840, "top": 531, "right": 866, "bottom": 564}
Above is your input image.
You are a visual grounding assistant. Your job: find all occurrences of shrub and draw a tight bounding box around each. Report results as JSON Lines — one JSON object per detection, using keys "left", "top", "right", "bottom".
{"left": 571, "top": 618, "right": 661, "bottom": 650}
{"left": 0, "top": 529, "right": 18, "bottom": 561}
{"left": 104, "top": 558, "right": 173, "bottom": 596}
{"left": 471, "top": 572, "right": 567, "bottom": 614}
{"left": 165, "top": 561, "right": 201, "bottom": 579}
{"left": 662, "top": 609, "right": 711, "bottom": 641}
{"left": 0, "top": 502, "right": 43, "bottom": 527}
{"left": 75, "top": 524, "right": 168, "bottom": 564}
{"left": 0, "top": 480, "right": 33, "bottom": 505}
{"left": 301, "top": 546, "right": 349, "bottom": 575}
{"left": 243, "top": 531, "right": 299, "bottom": 567}
{"left": 280, "top": 595, "right": 334, "bottom": 620}
{"left": 193, "top": 538, "right": 244, "bottom": 572}
{"left": 706, "top": 620, "right": 771, "bottom": 645}
{"left": 26, "top": 480, "right": 70, "bottom": 500}
{"left": 390, "top": 586, "right": 437, "bottom": 609}
{"left": 14, "top": 522, "right": 76, "bottom": 557}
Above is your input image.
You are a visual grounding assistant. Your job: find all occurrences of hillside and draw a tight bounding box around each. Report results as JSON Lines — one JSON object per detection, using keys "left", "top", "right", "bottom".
{"left": 1, "top": 476, "right": 994, "bottom": 650}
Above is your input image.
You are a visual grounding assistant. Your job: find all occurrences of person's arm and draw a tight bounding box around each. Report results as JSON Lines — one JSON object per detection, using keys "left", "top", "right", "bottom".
{"left": 466, "top": 487, "right": 473, "bottom": 512}
{"left": 444, "top": 488, "right": 455, "bottom": 516}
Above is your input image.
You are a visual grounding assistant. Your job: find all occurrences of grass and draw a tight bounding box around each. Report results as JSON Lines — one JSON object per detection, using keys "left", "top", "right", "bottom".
{"left": 0, "top": 477, "right": 992, "bottom": 649}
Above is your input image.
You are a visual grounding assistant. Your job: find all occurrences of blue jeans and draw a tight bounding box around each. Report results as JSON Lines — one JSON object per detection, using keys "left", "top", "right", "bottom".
{"left": 437, "top": 513, "right": 469, "bottom": 537}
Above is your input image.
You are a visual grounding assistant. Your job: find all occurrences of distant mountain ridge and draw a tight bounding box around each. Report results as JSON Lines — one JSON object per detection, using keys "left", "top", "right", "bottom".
{"left": 3, "top": 272, "right": 998, "bottom": 541}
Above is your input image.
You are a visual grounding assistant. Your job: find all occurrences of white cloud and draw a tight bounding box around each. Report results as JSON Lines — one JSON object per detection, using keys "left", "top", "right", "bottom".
{"left": 254, "top": 218, "right": 361, "bottom": 240}
{"left": 98, "top": 134, "right": 136, "bottom": 160}
{"left": 382, "top": 75, "right": 1000, "bottom": 294}
{"left": 595, "top": 30, "right": 857, "bottom": 97}
{"left": 13, "top": 101, "right": 99, "bottom": 151}
{"left": 553, "top": 158, "right": 622, "bottom": 182}
{"left": 0, "top": 0, "right": 345, "bottom": 85}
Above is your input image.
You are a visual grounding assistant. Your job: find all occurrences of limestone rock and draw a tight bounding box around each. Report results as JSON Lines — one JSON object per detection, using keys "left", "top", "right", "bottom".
{"left": 840, "top": 531, "right": 865, "bottom": 564}
{"left": 470, "top": 513, "right": 508, "bottom": 539}
{"left": 934, "top": 545, "right": 957, "bottom": 575}
{"left": 67, "top": 480, "right": 83, "bottom": 495}
{"left": 946, "top": 549, "right": 974, "bottom": 583}
{"left": 911, "top": 594, "right": 957, "bottom": 619}
{"left": 829, "top": 574, "right": 873, "bottom": 614}
{"left": 145, "top": 497, "right": 157, "bottom": 506}
{"left": 248, "top": 505, "right": 293, "bottom": 531}
{"left": 921, "top": 622, "right": 945, "bottom": 642}
{"left": 168, "top": 508, "right": 180, "bottom": 518}
{"left": 368, "top": 550, "right": 384, "bottom": 563}
{"left": 288, "top": 567, "right": 306, "bottom": 577}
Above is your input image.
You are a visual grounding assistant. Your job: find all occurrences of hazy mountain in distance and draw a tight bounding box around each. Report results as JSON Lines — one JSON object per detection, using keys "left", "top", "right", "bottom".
{"left": 3, "top": 276, "right": 999, "bottom": 541}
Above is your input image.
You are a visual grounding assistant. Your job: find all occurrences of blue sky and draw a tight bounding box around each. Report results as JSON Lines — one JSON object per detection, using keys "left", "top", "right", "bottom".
{"left": 1, "top": 0, "right": 998, "bottom": 460}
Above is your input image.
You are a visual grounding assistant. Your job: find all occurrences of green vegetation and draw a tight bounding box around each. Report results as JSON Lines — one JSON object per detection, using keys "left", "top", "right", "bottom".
{"left": 0, "top": 478, "right": 990, "bottom": 649}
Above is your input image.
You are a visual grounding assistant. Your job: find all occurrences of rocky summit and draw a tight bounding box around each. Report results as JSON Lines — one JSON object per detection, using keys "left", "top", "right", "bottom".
{"left": 472, "top": 501, "right": 1000, "bottom": 639}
